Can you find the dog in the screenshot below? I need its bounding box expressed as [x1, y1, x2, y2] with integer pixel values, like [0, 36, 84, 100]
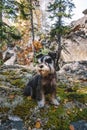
[23, 52, 59, 108]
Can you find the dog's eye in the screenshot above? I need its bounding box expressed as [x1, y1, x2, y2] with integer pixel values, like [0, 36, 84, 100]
[45, 58, 52, 63]
[39, 65, 44, 68]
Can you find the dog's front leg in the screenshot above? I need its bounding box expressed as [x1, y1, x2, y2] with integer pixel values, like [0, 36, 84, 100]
[37, 92, 45, 108]
[36, 77, 45, 108]
[51, 91, 59, 106]
[36, 86, 45, 108]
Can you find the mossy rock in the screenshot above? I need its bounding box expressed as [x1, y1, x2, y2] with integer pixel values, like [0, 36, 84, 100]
[0, 107, 10, 114]
[9, 78, 25, 88]
[0, 69, 87, 130]
[13, 98, 36, 119]
[67, 93, 87, 103]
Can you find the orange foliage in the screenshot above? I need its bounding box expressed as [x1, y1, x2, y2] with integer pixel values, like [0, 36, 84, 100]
[17, 48, 33, 65]
[33, 40, 42, 51]
[17, 40, 42, 65]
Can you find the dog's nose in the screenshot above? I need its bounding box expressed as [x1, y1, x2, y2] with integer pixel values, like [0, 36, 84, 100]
[39, 65, 43, 68]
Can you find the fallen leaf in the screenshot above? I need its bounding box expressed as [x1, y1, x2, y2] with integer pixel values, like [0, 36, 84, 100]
[27, 96, 32, 100]
[64, 99, 68, 104]
[9, 94, 15, 99]
[35, 121, 41, 129]
[69, 125, 75, 130]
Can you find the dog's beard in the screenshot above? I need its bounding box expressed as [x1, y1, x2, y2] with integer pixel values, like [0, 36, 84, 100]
[37, 63, 50, 76]
[37, 62, 55, 77]
[40, 70, 50, 77]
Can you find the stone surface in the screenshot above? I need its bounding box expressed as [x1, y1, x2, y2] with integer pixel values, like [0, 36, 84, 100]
[57, 61, 87, 86]
[61, 14, 87, 62]
[70, 120, 87, 130]
[0, 63, 87, 130]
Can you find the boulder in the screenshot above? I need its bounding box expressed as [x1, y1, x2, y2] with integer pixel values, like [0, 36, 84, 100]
[61, 13, 87, 62]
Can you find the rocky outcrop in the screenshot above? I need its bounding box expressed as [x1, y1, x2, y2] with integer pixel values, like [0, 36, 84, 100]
[57, 61, 87, 87]
[61, 10, 87, 62]
[0, 63, 87, 130]
[3, 44, 17, 66]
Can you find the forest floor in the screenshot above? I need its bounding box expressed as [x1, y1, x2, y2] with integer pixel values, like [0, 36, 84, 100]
[0, 63, 87, 130]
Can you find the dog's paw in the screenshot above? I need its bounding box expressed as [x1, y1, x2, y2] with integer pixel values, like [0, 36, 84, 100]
[51, 98, 60, 106]
[37, 100, 45, 108]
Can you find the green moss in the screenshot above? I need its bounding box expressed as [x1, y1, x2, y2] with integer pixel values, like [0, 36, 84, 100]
[57, 87, 67, 102]
[21, 84, 87, 130]
[57, 82, 67, 88]
[0, 72, 87, 130]
[68, 108, 87, 121]
[44, 106, 69, 129]
[0, 60, 3, 65]
[1, 70, 16, 76]
[77, 108, 87, 120]
[10, 79, 25, 88]
[67, 93, 87, 103]
[13, 98, 36, 119]
[0, 107, 10, 114]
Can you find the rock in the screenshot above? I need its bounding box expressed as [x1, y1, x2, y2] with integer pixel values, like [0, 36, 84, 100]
[57, 61, 87, 86]
[64, 101, 86, 109]
[61, 14, 87, 62]
[8, 115, 22, 121]
[0, 59, 87, 130]
[0, 119, 27, 130]
[83, 9, 87, 15]
[3, 46, 17, 65]
[70, 120, 87, 130]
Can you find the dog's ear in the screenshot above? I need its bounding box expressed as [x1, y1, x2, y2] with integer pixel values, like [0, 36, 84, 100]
[36, 53, 44, 59]
[48, 52, 56, 59]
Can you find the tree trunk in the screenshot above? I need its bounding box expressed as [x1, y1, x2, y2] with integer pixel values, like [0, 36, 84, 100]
[55, 0, 62, 71]
[0, 0, 2, 46]
[56, 23, 62, 70]
[30, 0, 34, 42]
[29, 0, 35, 54]
[56, 34, 62, 70]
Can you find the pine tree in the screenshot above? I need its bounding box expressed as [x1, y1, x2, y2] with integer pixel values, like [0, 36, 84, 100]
[0, 0, 40, 50]
[0, 0, 22, 47]
[47, 0, 75, 70]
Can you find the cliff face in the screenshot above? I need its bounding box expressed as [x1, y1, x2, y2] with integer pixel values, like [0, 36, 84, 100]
[61, 11, 87, 62]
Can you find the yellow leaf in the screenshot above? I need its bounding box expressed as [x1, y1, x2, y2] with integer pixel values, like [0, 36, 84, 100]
[67, 110, 71, 115]
[27, 96, 32, 100]
[35, 121, 41, 129]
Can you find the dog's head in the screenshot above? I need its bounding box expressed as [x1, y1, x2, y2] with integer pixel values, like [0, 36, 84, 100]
[37, 63, 55, 77]
[36, 52, 56, 77]
[36, 52, 56, 67]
